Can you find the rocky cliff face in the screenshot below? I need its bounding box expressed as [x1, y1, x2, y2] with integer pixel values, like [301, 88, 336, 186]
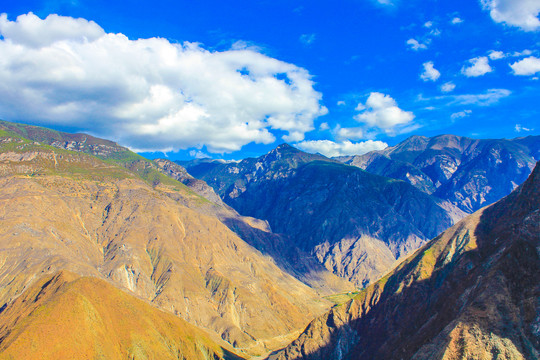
[182, 144, 464, 288]
[0, 125, 340, 356]
[338, 134, 539, 213]
[274, 161, 540, 360]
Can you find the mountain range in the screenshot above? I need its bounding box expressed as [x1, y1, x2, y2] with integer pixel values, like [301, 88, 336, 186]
[181, 135, 539, 289]
[0, 119, 538, 359]
[274, 159, 540, 359]
[337, 134, 539, 213]
[0, 120, 353, 357]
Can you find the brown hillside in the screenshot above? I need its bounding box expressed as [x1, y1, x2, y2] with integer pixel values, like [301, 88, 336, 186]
[0, 271, 244, 360]
[0, 133, 332, 355]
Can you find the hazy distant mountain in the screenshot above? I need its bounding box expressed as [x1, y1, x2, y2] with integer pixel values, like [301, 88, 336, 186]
[0, 120, 347, 356]
[337, 134, 540, 213]
[274, 160, 540, 360]
[182, 144, 465, 287]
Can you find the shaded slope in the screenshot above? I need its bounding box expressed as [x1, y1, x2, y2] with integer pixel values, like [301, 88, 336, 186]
[183, 144, 462, 287]
[0, 271, 244, 360]
[275, 161, 540, 360]
[338, 134, 539, 213]
[0, 130, 332, 355]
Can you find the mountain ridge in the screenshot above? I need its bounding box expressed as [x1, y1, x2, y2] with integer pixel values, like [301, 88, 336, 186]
[273, 160, 540, 360]
[337, 134, 540, 213]
[181, 144, 465, 287]
[0, 122, 346, 355]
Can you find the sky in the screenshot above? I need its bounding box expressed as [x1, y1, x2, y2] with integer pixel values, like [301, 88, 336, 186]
[0, 0, 539, 159]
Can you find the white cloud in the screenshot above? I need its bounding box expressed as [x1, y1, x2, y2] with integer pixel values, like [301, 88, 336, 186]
[406, 38, 427, 51]
[488, 50, 506, 60]
[452, 89, 511, 106]
[461, 56, 493, 77]
[441, 82, 456, 92]
[0, 12, 104, 48]
[429, 28, 441, 36]
[319, 122, 330, 131]
[299, 33, 316, 46]
[419, 89, 511, 107]
[354, 92, 415, 132]
[512, 49, 533, 57]
[420, 61, 441, 81]
[481, 0, 540, 31]
[295, 139, 388, 157]
[509, 56, 540, 75]
[336, 126, 364, 141]
[424, 21, 433, 28]
[337, 100, 346, 106]
[189, 150, 211, 159]
[0, 13, 327, 153]
[515, 124, 534, 132]
[450, 110, 472, 120]
[355, 103, 366, 111]
[451, 17, 464, 24]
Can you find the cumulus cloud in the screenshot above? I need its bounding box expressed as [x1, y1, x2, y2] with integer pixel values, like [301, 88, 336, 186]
[0, 13, 327, 153]
[461, 56, 493, 77]
[512, 49, 533, 57]
[354, 92, 415, 133]
[509, 56, 540, 75]
[319, 122, 330, 131]
[441, 82, 456, 92]
[295, 139, 388, 157]
[420, 61, 441, 81]
[488, 50, 506, 60]
[336, 126, 365, 141]
[481, 0, 540, 31]
[406, 38, 427, 51]
[424, 21, 433, 28]
[450, 110, 472, 120]
[451, 17, 464, 24]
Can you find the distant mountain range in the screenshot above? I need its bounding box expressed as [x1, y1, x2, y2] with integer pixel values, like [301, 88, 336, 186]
[180, 144, 465, 287]
[336, 134, 539, 213]
[181, 135, 539, 289]
[274, 160, 540, 360]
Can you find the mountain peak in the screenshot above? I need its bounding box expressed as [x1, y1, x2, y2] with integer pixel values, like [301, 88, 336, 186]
[275, 142, 293, 150]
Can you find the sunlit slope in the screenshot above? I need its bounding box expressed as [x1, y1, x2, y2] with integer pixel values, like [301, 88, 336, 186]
[0, 128, 330, 354]
[0, 271, 244, 360]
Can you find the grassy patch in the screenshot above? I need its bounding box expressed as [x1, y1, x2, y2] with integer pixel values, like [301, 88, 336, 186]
[324, 290, 361, 306]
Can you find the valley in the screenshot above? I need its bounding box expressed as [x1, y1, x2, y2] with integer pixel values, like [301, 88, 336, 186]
[0, 120, 538, 359]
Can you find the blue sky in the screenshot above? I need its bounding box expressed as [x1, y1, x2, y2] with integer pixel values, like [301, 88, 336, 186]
[0, 0, 538, 159]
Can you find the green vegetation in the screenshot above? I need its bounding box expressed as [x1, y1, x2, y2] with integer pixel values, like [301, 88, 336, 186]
[1, 120, 211, 204]
[324, 290, 361, 306]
